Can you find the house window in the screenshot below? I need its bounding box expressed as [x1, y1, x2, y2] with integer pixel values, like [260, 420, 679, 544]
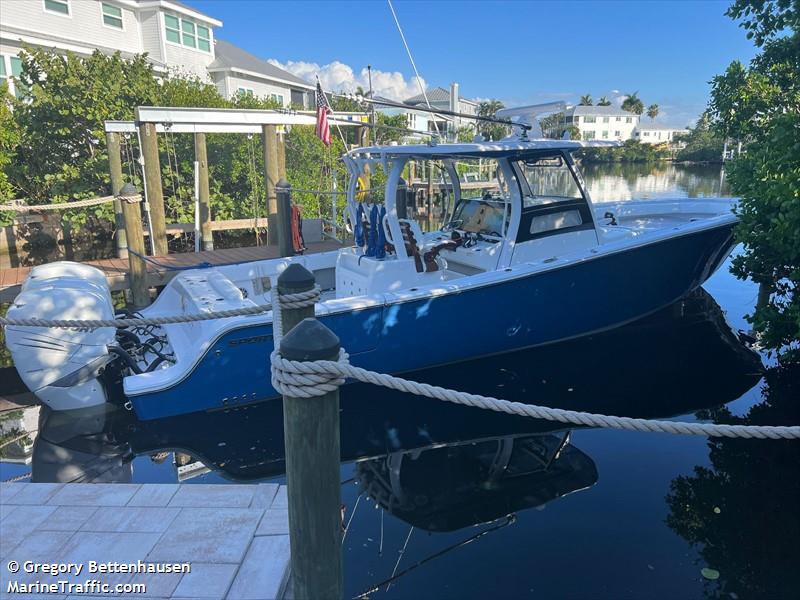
[616, 117, 621, 122]
[270, 94, 284, 105]
[582, 131, 595, 140]
[626, 117, 633, 123]
[583, 116, 596, 123]
[181, 20, 196, 47]
[44, 0, 69, 15]
[197, 25, 211, 52]
[165, 14, 180, 43]
[602, 117, 609, 123]
[164, 14, 211, 52]
[237, 87, 254, 96]
[614, 130, 621, 137]
[573, 116, 579, 124]
[102, 3, 123, 29]
[1, 56, 25, 99]
[602, 130, 609, 139]
[643, 131, 650, 136]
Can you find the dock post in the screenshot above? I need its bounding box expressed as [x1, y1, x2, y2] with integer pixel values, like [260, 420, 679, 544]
[138, 119, 168, 256]
[194, 133, 214, 251]
[277, 127, 287, 180]
[277, 266, 342, 600]
[118, 183, 150, 307]
[106, 132, 128, 259]
[276, 180, 294, 258]
[262, 125, 280, 245]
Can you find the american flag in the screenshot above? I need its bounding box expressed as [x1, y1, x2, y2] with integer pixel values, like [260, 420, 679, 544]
[315, 81, 331, 146]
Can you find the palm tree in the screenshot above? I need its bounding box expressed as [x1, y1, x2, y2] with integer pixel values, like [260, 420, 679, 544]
[647, 103, 660, 120]
[621, 92, 644, 115]
[579, 94, 593, 106]
[597, 96, 612, 106]
[477, 99, 508, 141]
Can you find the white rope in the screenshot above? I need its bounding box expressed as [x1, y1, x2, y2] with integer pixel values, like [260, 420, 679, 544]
[0, 196, 116, 213]
[270, 355, 800, 439]
[1, 305, 272, 329]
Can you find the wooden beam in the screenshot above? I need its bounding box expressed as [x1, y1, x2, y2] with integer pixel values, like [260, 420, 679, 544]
[105, 132, 128, 259]
[262, 125, 280, 245]
[138, 121, 168, 256]
[194, 133, 214, 251]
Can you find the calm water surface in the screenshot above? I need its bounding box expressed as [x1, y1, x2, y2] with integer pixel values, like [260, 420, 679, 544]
[2, 164, 798, 599]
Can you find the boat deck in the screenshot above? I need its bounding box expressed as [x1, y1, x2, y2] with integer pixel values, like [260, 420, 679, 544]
[0, 241, 345, 302]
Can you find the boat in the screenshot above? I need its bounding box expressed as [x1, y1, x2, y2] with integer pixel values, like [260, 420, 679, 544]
[5, 107, 740, 419]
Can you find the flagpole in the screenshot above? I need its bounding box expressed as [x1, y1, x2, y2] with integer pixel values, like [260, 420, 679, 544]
[317, 75, 349, 148]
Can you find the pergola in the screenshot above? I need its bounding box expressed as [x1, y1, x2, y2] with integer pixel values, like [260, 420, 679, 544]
[104, 106, 368, 305]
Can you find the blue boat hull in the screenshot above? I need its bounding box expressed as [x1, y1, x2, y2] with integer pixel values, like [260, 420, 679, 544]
[129, 224, 736, 420]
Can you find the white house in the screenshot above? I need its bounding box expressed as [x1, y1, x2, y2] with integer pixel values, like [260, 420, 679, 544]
[562, 105, 640, 141]
[634, 123, 690, 145]
[403, 83, 478, 137]
[0, 0, 313, 106]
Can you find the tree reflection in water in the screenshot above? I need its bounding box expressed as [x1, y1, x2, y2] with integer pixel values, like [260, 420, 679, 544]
[665, 363, 800, 599]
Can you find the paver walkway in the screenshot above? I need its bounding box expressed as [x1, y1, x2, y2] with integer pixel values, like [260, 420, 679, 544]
[0, 482, 290, 600]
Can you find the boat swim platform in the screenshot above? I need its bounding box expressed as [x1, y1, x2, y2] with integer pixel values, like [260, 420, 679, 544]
[0, 241, 344, 303]
[0, 481, 291, 599]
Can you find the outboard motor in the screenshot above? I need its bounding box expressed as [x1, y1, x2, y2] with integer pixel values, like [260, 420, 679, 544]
[5, 262, 117, 411]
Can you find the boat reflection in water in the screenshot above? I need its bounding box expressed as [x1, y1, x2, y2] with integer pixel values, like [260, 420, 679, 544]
[21, 286, 760, 492]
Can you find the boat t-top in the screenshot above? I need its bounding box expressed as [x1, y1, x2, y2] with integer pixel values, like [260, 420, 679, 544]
[6, 104, 739, 420]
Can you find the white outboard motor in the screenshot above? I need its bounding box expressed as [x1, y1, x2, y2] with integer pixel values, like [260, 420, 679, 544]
[5, 262, 116, 411]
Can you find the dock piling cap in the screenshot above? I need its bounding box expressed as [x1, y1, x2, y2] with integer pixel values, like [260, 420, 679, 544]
[278, 263, 315, 292]
[280, 318, 341, 362]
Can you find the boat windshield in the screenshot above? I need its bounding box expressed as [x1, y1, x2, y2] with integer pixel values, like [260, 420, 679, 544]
[515, 155, 584, 207]
[449, 159, 510, 237]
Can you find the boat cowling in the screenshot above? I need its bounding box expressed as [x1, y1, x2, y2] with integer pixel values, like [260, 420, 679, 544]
[5, 262, 116, 411]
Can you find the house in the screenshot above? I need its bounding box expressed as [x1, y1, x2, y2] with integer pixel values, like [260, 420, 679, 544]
[0, 0, 313, 106]
[634, 123, 690, 146]
[403, 83, 478, 136]
[562, 105, 640, 141]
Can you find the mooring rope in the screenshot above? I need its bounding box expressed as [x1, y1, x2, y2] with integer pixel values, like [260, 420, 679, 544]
[268, 286, 800, 440]
[0, 196, 116, 213]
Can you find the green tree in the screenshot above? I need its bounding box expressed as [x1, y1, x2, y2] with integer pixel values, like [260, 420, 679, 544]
[674, 111, 725, 162]
[597, 96, 612, 106]
[646, 103, 659, 120]
[11, 47, 160, 208]
[578, 94, 593, 106]
[476, 99, 509, 141]
[621, 92, 644, 115]
[710, 0, 800, 359]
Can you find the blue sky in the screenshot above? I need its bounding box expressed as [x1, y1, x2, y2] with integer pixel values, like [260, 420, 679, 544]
[186, 0, 757, 126]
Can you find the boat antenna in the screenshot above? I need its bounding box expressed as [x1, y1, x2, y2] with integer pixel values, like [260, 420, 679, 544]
[386, 0, 441, 137]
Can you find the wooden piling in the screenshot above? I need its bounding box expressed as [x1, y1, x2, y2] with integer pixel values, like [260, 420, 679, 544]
[194, 133, 214, 251]
[276, 180, 294, 258]
[276, 265, 342, 600]
[277, 128, 287, 180]
[106, 132, 129, 259]
[138, 121, 168, 256]
[117, 183, 150, 307]
[262, 125, 280, 245]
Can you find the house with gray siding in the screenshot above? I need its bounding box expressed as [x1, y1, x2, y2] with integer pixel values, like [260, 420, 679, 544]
[0, 0, 312, 106]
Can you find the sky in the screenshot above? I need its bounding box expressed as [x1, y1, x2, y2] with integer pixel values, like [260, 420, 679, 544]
[186, 0, 757, 127]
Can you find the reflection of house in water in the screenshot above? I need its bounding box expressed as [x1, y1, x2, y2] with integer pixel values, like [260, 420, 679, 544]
[582, 164, 729, 203]
[0, 404, 39, 466]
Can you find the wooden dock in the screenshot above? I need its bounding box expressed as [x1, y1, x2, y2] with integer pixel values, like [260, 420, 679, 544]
[0, 482, 291, 599]
[0, 241, 344, 303]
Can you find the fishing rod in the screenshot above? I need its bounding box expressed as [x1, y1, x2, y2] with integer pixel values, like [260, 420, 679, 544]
[330, 91, 531, 132]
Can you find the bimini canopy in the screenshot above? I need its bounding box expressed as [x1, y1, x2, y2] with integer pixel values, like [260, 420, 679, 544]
[347, 139, 620, 161]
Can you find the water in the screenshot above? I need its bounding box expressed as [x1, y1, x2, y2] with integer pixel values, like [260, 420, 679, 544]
[2, 163, 798, 599]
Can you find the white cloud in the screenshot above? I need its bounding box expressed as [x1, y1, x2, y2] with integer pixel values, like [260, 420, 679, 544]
[268, 59, 425, 101]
